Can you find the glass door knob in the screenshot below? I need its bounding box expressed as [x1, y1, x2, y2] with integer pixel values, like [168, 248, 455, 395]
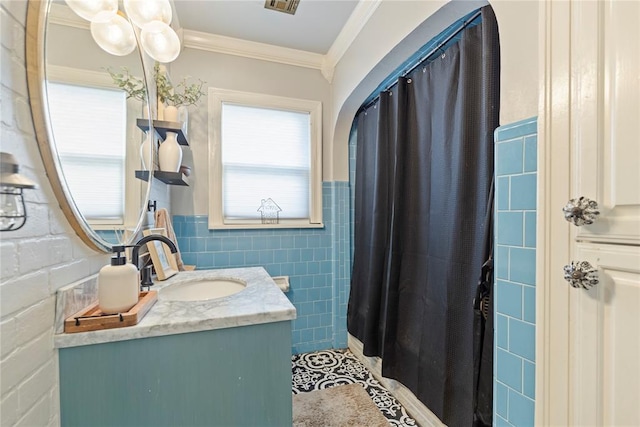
[563, 261, 599, 289]
[563, 197, 600, 226]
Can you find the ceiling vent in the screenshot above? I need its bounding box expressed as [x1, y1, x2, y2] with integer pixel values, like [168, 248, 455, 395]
[264, 0, 300, 15]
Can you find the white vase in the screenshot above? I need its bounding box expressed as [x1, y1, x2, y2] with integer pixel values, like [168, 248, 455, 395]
[140, 132, 154, 170]
[164, 105, 178, 122]
[159, 131, 182, 172]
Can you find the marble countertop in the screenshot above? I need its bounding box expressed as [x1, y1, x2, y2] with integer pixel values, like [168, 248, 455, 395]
[54, 267, 297, 349]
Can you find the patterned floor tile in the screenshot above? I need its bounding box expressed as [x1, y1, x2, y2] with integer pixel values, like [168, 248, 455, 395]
[292, 349, 418, 426]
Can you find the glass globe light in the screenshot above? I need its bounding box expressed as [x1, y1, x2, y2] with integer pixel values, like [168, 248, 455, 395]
[123, 0, 172, 28]
[0, 152, 36, 232]
[65, 0, 118, 23]
[0, 187, 25, 231]
[140, 21, 180, 63]
[90, 14, 137, 56]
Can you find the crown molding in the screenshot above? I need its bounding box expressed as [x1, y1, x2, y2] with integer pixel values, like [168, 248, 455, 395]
[50, 0, 378, 83]
[48, 3, 89, 30]
[182, 0, 377, 82]
[320, 58, 335, 83]
[323, 0, 382, 81]
[183, 30, 325, 70]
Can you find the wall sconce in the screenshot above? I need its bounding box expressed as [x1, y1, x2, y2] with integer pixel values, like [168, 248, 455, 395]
[65, 0, 181, 63]
[0, 153, 36, 232]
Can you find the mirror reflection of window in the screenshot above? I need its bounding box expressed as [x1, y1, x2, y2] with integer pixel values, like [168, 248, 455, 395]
[47, 82, 126, 225]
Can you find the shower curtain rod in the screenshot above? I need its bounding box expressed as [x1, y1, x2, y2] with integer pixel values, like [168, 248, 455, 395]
[400, 9, 482, 78]
[360, 8, 482, 112]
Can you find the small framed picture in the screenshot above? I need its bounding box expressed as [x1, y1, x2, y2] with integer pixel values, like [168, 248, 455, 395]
[142, 228, 178, 281]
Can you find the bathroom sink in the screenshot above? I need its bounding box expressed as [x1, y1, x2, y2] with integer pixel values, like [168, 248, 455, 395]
[160, 278, 247, 302]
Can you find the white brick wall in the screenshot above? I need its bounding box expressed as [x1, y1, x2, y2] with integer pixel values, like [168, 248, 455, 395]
[0, 2, 109, 425]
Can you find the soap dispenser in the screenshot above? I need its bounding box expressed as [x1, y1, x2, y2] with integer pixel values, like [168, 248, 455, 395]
[98, 246, 140, 314]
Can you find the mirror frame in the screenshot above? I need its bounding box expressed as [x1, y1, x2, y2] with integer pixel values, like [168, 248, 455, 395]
[25, 0, 154, 253]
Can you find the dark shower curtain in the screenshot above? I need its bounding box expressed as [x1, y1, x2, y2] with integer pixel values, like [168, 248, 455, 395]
[347, 6, 499, 427]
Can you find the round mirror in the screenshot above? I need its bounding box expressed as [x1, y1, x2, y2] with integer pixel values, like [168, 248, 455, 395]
[26, 0, 155, 252]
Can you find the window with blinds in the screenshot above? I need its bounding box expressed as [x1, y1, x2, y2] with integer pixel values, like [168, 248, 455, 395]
[47, 82, 126, 223]
[208, 89, 323, 229]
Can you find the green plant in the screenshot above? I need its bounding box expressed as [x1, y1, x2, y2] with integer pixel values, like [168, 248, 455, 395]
[166, 78, 206, 107]
[153, 63, 172, 104]
[106, 63, 206, 108]
[106, 67, 146, 102]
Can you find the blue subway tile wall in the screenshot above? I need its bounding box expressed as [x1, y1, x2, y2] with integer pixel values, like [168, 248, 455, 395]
[172, 182, 350, 354]
[331, 182, 351, 349]
[494, 117, 537, 427]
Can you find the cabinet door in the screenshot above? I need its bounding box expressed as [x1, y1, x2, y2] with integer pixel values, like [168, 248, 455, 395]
[572, 0, 640, 245]
[568, 243, 640, 426]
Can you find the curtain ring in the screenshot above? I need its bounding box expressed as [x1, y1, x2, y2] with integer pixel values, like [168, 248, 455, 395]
[407, 78, 412, 84]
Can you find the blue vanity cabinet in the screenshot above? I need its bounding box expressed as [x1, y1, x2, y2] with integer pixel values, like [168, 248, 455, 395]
[58, 321, 292, 426]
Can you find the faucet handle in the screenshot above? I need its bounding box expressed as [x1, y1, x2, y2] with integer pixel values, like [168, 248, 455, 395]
[140, 265, 154, 291]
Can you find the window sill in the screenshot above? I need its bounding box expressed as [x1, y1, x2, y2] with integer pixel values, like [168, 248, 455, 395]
[88, 222, 124, 230]
[207, 222, 325, 231]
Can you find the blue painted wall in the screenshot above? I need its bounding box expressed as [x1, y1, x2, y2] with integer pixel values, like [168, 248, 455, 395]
[494, 117, 537, 427]
[172, 182, 350, 354]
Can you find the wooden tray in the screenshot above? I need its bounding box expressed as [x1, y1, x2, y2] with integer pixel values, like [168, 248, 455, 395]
[64, 291, 157, 333]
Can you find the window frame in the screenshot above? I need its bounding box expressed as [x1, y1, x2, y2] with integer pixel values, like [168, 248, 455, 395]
[208, 88, 323, 230]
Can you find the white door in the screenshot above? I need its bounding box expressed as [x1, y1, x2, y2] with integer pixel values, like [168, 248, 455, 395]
[538, 0, 640, 425]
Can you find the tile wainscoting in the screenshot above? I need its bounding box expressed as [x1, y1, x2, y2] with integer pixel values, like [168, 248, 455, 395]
[172, 182, 350, 354]
[494, 117, 537, 427]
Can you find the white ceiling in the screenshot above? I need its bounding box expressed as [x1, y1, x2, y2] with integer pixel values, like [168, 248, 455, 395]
[173, 0, 360, 55]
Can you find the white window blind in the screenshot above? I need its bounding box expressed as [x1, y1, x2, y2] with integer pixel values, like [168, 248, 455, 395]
[221, 103, 310, 220]
[47, 82, 126, 221]
[209, 88, 322, 229]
